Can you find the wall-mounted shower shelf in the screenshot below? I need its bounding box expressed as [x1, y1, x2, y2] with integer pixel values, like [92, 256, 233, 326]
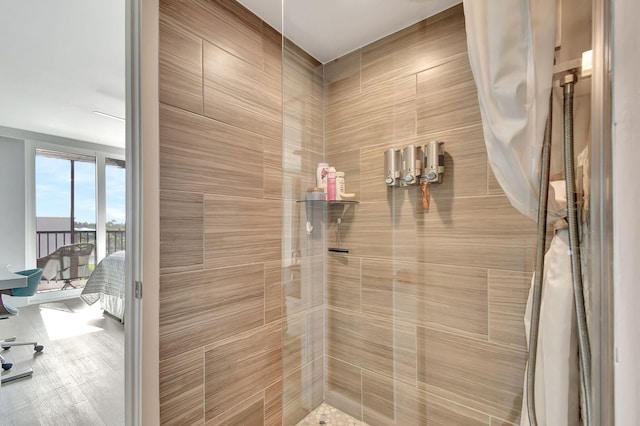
[298, 199, 359, 223]
[297, 199, 359, 216]
[296, 200, 359, 205]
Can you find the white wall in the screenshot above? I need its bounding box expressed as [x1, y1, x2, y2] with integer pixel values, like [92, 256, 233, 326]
[612, 0, 640, 423]
[0, 136, 26, 271]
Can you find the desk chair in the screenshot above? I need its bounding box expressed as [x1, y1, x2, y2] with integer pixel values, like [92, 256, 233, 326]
[0, 268, 45, 383]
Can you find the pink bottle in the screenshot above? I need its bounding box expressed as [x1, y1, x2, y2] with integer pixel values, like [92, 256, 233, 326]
[327, 167, 337, 201]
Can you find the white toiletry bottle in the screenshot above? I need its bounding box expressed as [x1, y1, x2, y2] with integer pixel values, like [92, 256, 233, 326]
[327, 167, 337, 200]
[316, 162, 329, 193]
[335, 172, 345, 200]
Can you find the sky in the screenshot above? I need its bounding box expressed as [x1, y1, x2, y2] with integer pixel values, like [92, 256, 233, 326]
[36, 155, 125, 225]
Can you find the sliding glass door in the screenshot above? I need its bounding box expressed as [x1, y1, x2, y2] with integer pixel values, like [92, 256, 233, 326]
[35, 149, 97, 261]
[106, 158, 126, 254]
[34, 148, 126, 291]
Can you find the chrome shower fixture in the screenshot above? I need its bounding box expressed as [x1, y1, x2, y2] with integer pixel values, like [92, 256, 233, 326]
[421, 141, 445, 184]
[400, 144, 421, 186]
[384, 148, 401, 187]
[384, 142, 445, 187]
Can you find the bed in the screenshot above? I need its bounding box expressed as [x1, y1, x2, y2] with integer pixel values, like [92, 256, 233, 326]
[81, 251, 126, 322]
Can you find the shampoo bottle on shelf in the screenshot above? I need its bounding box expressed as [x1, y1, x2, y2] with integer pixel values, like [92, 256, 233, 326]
[327, 167, 337, 200]
[316, 162, 329, 193]
[335, 172, 345, 200]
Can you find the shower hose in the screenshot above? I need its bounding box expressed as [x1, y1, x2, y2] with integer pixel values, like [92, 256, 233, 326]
[526, 72, 592, 426]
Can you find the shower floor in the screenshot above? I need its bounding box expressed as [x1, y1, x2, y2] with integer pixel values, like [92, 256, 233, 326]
[295, 403, 369, 426]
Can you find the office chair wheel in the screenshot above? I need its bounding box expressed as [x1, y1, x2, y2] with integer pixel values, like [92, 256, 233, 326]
[2, 362, 12, 370]
[34, 345, 44, 352]
[2, 346, 10, 351]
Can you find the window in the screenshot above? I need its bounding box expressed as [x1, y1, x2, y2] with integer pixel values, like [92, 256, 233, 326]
[106, 158, 126, 254]
[33, 148, 126, 291]
[35, 149, 96, 262]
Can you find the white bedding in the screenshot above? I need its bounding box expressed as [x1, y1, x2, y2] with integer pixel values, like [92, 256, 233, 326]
[81, 251, 126, 321]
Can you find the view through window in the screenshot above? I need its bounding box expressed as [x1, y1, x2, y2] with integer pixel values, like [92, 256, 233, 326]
[35, 149, 125, 292]
[106, 157, 126, 255]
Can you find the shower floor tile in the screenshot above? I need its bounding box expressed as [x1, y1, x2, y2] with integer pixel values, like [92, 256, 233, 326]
[295, 402, 369, 426]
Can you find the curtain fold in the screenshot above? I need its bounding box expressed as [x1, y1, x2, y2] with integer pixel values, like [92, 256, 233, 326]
[521, 229, 580, 425]
[463, 0, 561, 222]
[462, 1, 582, 425]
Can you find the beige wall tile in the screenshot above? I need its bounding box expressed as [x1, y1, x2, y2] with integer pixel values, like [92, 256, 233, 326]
[360, 21, 426, 89]
[491, 417, 519, 426]
[327, 255, 361, 310]
[207, 392, 264, 426]
[283, 309, 323, 376]
[263, 22, 282, 78]
[326, 76, 416, 154]
[264, 136, 283, 200]
[265, 381, 283, 426]
[159, 264, 264, 360]
[282, 358, 324, 426]
[204, 321, 281, 420]
[325, 356, 362, 420]
[203, 195, 281, 269]
[417, 327, 526, 422]
[264, 261, 282, 323]
[361, 259, 488, 338]
[284, 43, 323, 149]
[426, 392, 491, 426]
[427, 244, 535, 274]
[159, 104, 264, 198]
[362, 373, 493, 425]
[326, 308, 416, 386]
[159, 2, 285, 426]
[203, 41, 281, 140]
[325, 50, 362, 105]
[362, 370, 427, 425]
[361, 4, 466, 89]
[416, 195, 537, 271]
[283, 112, 323, 155]
[160, 190, 204, 275]
[416, 53, 481, 134]
[326, 308, 360, 366]
[160, 0, 263, 67]
[160, 347, 205, 426]
[488, 269, 531, 349]
[159, 14, 203, 115]
[283, 255, 324, 317]
[327, 200, 417, 261]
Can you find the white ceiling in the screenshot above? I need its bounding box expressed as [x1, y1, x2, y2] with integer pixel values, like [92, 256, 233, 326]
[0, 0, 125, 148]
[0, 0, 459, 149]
[238, 0, 461, 64]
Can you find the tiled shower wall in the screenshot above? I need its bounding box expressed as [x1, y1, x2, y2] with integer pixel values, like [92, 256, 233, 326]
[158, 0, 284, 424]
[323, 5, 538, 425]
[157, 1, 541, 425]
[281, 41, 326, 425]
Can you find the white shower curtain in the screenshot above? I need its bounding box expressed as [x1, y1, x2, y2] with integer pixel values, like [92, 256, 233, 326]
[463, 0, 560, 222]
[462, 1, 581, 425]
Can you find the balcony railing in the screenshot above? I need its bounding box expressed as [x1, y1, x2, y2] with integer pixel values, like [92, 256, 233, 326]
[36, 230, 126, 259]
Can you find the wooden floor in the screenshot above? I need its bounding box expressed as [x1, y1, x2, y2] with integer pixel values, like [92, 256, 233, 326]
[0, 297, 124, 425]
